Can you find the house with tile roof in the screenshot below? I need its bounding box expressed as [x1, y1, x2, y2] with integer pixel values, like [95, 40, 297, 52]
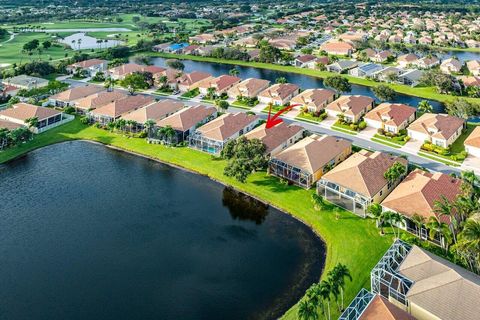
[318, 150, 408, 216]
[48, 85, 104, 107]
[257, 83, 300, 106]
[189, 112, 260, 154]
[407, 113, 465, 148]
[73, 91, 128, 114]
[467, 60, 480, 76]
[0, 103, 70, 133]
[121, 99, 184, 128]
[88, 95, 155, 124]
[67, 59, 108, 77]
[325, 95, 375, 123]
[269, 134, 352, 189]
[290, 89, 336, 113]
[397, 54, 419, 68]
[198, 75, 241, 96]
[440, 58, 463, 74]
[320, 41, 355, 56]
[381, 169, 462, 241]
[151, 105, 217, 144]
[0, 119, 24, 131]
[227, 78, 271, 99]
[244, 122, 304, 156]
[364, 103, 416, 134]
[464, 126, 480, 158]
[107, 63, 145, 80]
[176, 71, 213, 92]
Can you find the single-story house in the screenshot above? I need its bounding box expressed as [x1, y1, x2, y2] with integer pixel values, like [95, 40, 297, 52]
[257, 83, 300, 106]
[397, 54, 419, 68]
[326, 60, 359, 73]
[371, 50, 394, 63]
[413, 57, 440, 69]
[294, 54, 319, 68]
[189, 33, 217, 44]
[325, 95, 375, 123]
[381, 169, 462, 240]
[398, 69, 424, 87]
[189, 112, 260, 154]
[318, 150, 408, 216]
[73, 91, 128, 114]
[407, 113, 465, 148]
[67, 59, 109, 77]
[244, 122, 304, 156]
[269, 38, 296, 51]
[269, 134, 352, 189]
[0, 103, 67, 133]
[121, 99, 184, 128]
[290, 89, 336, 113]
[108, 63, 145, 80]
[88, 95, 154, 124]
[152, 43, 171, 52]
[460, 76, 480, 87]
[0, 119, 24, 131]
[371, 66, 403, 82]
[467, 60, 480, 76]
[320, 41, 354, 56]
[1, 75, 48, 91]
[348, 63, 384, 78]
[464, 126, 480, 157]
[198, 75, 241, 96]
[364, 103, 416, 134]
[440, 58, 463, 74]
[227, 78, 271, 99]
[176, 71, 213, 92]
[48, 85, 104, 108]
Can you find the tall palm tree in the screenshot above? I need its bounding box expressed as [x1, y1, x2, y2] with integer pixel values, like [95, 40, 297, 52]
[104, 77, 117, 92]
[411, 213, 426, 238]
[25, 117, 39, 129]
[144, 119, 156, 137]
[328, 264, 352, 312]
[426, 216, 452, 252]
[417, 100, 433, 114]
[388, 211, 404, 239]
[367, 203, 385, 235]
[434, 196, 458, 244]
[317, 280, 332, 320]
[298, 299, 318, 320]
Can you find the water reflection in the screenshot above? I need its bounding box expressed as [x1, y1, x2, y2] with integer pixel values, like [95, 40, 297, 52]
[222, 187, 269, 225]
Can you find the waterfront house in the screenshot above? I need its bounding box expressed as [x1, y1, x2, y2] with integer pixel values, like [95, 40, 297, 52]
[153, 105, 217, 144]
[413, 57, 440, 69]
[227, 78, 271, 99]
[176, 71, 213, 92]
[320, 41, 354, 56]
[294, 54, 321, 68]
[73, 91, 128, 114]
[244, 122, 304, 156]
[67, 59, 108, 77]
[257, 83, 300, 106]
[348, 63, 384, 78]
[467, 60, 480, 76]
[440, 58, 463, 74]
[189, 112, 260, 154]
[121, 99, 184, 129]
[371, 50, 394, 63]
[326, 60, 359, 73]
[0, 119, 24, 130]
[407, 113, 465, 148]
[397, 54, 419, 68]
[88, 95, 154, 124]
[48, 85, 104, 108]
[460, 76, 480, 88]
[318, 150, 408, 216]
[364, 103, 416, 134]
[1, 75, 48, 91]
[464, 126, 480, 158]
[398, 69, 424, 87]
[269, 134, 352, 189]
[0, 103, 68, 133]
[290, 89, 336, 113]
[107, 63, 145, 80]
[381, 169, 462, 241]
[198, 75, 241, 96]
[189, 33, 217, 44]
[325, 95, 375, 123]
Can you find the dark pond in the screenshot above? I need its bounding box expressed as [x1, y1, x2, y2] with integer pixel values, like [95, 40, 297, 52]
[150, 57, 444, 113]
[0, 141, 325, 320]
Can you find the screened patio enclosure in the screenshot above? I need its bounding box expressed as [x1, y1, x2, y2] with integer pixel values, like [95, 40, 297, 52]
[339, 288, 375, 320]
[189, 132, 225, 155]
[317, 180, 369, 217]
[269, 158, 314, 189]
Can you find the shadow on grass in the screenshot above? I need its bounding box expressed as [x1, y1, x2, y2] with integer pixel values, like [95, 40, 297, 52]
[251, 175, 301, 193]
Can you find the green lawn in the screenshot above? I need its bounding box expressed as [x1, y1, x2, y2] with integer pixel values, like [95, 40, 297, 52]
[147, 52, 480, 105]
[372, 134, 407, 146]
[295, 112, 324, 124]
[0, 119, 393, 320]
[181, 88, 200, 98]
[331, 122, 361, 135]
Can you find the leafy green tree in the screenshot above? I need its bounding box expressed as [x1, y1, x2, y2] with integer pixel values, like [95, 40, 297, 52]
[367, 203, 386, 234]
[298, 299, 318, 320]
[327, 264, 352, 312]
[324, 76, 351, 93]
[23, 39, 39, 53]
[384, 161, 407, 182]
[222, 137, 267, 183]
[215, 99, 229, 111]
[372, 84, 396, 102]
[426, 216, 453, 252]
[42, 40, 51, 50]
[166, 59, 185, 71]
[120, 72, 149, 94]
[229, 68, 239, 76]
[275, 77, 287, 84]
[25, 117, 38, 129]
[417, 100, 433, 114]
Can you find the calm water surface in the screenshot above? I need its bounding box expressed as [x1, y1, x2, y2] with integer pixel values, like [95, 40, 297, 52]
[0, 141, 325, 320]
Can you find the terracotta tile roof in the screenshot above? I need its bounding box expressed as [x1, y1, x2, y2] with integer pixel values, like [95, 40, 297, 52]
[122, 99, 184, 123]
[296, 54, 317, 63]
[272, 135, 352, 174]
[326, 95, 374, 117]
[0, 103, 61, 122]
[364, 103, 416, 126]
[108, 63, 145, 77]
[244, 122, 304, 154]
[157, 105, 216, 131]
[465, 126, 480, 148]
[381, 169, 461, 223]
[407, 113, 464, 141]
[199, 75, 241, 92]
[322, 150, 408, 198]
[460, 76, 480, 87]
[142, 65, 166, 75]
[196, 112, 259, 142]
[0, 119, 24, 130]
[359, 295, 415, 320]
[228, 78, 271, 98]
[320, 41, 354, 53]
[398, 246, 480, 320]
[75, 91, 128, 110]
[69, 59, 107, 69]
[177, 71, 212, 86]
[467, 60, 480, 71]
[397, 53, 419, 63]
[258, 83, 300, 101]
[290, 89, 336, 110]
[90, 95, 154, 118]
[49, 85, 104, 102]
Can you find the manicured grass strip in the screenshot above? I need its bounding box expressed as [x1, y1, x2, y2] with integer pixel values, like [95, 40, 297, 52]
[0, 119, 393, 320]
[295, 112, 324, 124]
[331, 124, 358, 136]
[372, 134, 407, 146]
[417, 151, 461, 167]
[295, 116, 321, 124]
[200, 99, 215, 104]
[371, 137, 401, 149]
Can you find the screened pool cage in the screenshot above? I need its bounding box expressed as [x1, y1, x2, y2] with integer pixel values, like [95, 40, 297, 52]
[317, 180, 369, 217]
[269, 158, 313, 189]
[371, 240, 413, 306]
[339, 288, 375, 320]
[189, 133, 224, 155]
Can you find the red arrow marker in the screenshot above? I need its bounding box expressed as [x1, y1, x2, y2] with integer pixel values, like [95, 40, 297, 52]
[265, 103, 301, 129]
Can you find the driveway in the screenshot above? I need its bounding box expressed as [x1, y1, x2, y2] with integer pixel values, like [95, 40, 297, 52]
[401, 139, 423, 153]
[463, 156, 480, 175]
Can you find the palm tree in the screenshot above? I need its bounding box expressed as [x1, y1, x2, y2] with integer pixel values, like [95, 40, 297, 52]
[329, 264, 352, 312]
[0, 128, 9, 150]
[298, 299, 318, 320]
[434, 196, 458, 244]
[417, 100, 433, 114]
[104, 77, 117, 92]
[317, 280, 332, 320]
[455, 216, 480, 273]
[144, 119, 156, 137]
[158, 75, 168, 89]
[229, 68, 240, 76]
[25, 117, 38, 129]
[426, 216, 453, 252]
[367, 203, 386, 235]
[411, 213, 426, 238]
[159, 125, 176, 144]
[388, 211, 404, 239]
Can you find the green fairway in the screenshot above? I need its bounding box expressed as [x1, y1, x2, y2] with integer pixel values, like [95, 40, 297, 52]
[0, 119, 393, 320]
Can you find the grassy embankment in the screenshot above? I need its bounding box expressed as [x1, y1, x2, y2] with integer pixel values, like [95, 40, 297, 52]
[0, 119, 393, 320]
[147, 52, 480, 105]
